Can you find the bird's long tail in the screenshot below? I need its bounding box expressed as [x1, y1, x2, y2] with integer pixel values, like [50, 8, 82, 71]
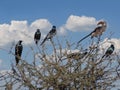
[77, 33, 91, 44]
[40, 37, 47, 46]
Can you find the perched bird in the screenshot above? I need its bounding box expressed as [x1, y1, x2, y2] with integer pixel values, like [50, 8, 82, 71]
[40, 26, 57, 45]
[67, 51, 87, 60]
[77, 21, 107, 44]
[15, 40, 23, 65]
[34, 29, 41, 45]
[102, 44, 115, 58]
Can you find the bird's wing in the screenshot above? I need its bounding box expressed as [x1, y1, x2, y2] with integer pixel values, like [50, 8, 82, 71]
[91, 26, 103, 38]
[34, 32, 41, 40]
[47, 29, 56, 39]
[41, 29, 56, 45]
[105, 47, 114, 54]
[17, 45, 23, 56]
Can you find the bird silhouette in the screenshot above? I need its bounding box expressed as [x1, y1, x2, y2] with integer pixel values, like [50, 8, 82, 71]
[67, 51, 88, 60]
[41, 26, 56, 45]
[34, 29, 41, 45]
[15, 40, 23, 65]
[102, 44, 115, 58]
[66, 49, 88, 60]
[77, 21, 107, 44]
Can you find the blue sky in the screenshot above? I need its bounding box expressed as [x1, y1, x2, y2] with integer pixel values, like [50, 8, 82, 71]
[0, 0, 119, 68]
[0, 0, 120, 89]
[0, 0, 119, 25]
[0, 0, 120, 38]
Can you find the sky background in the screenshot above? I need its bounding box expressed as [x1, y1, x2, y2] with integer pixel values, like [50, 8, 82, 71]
[0, 0, 120, 89]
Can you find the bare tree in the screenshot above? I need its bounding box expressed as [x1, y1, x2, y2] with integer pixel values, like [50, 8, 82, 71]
[0, 35, 120, 90]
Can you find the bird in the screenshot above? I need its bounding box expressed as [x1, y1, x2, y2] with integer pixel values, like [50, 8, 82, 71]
[67, 51, 87, 60]
[15, 40, 23, 65]
[102, 44, 115, 58]
[77, 21, 107, 44]
[34, 29, 41, 45]
[40, 25, 57, 45]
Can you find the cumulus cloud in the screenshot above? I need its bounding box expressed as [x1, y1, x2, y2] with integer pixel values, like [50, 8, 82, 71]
[57, 25, 67, 36]
[0, 15, 103, 46]
[30, 19, 52, 33]
[100, 38, 120, 52]
[64, 15, 97, 32]
[0, 19, 53, 46]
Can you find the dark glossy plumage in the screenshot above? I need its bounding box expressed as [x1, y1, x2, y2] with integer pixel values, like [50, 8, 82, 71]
[34, 29, 41, 45]
[41, 26, 56, 45]
[15, 40, 23, 65]
[102, 44, 114, 58]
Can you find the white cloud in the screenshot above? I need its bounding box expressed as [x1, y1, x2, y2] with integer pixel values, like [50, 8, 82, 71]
[0, 19, 53, 46]
[0, 15, 101, 47]
[30, 19, 51, 30]
[9, 20, 28, 31]
[57, 26, 67, 36]
[100, 38, 120, 52]
[64, 15, 97, 32]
